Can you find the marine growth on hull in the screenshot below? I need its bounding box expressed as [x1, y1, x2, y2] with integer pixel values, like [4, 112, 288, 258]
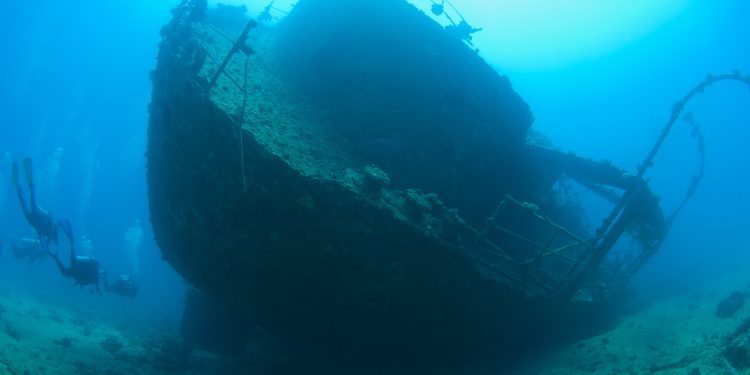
[146, 0, 725, 369]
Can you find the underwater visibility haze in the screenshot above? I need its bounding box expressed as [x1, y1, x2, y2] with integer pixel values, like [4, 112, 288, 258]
[0, 0, 749, 374]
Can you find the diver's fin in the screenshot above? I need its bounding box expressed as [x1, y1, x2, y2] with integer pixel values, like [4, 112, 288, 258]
[59, 219, 73, 243]
[11, 161, 20, 187]
[22, 158, 33, 186]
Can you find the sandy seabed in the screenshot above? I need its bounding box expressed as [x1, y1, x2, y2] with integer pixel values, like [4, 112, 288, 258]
[1, 266, 748, 375]
[0, 286, 233, 375]
[511, 267, 750, 375]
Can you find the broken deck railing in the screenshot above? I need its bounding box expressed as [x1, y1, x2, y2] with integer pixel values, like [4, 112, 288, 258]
[473, 178, 664, 302]
[476, 195, 597, 300]
[474, 72, 750, 303]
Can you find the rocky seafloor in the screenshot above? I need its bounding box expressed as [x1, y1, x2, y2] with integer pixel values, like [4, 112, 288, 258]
[2, 264, 749, 375]
[0, 285, 264, 375]
[510, 266, 750, 375]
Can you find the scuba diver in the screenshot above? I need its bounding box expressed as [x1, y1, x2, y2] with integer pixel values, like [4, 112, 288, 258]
[6, 236, 48, 264]
[11, 158, 59, 252]
[49, 220, 103, 294]
[103, 271, 139, 298]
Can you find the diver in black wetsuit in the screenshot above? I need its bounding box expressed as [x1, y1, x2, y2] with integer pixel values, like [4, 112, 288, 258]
[11, 158, 59, 253]
[49, 220, 103, 294]
[6, 237, 48, 265]
[7, 237, 41, 259]
[103, 271, 139, 298]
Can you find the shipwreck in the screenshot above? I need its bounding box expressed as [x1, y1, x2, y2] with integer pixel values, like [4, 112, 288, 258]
[145, 0, 742, 370]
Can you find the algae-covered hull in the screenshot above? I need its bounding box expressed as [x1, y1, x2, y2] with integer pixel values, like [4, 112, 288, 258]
[147, 0, 666, 368]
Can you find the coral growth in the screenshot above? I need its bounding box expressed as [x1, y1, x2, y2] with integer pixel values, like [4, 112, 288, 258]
[148, 337, 194, 372]
[53, 336, 75, 348]
[100, 335, 124, 354]
[4, 321, 20, 341]
[716, 291, 746, 318]
[724, 316, 750, 370]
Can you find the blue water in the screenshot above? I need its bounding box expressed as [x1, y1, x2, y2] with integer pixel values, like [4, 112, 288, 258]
[0, 1, 182, 322]
[0, 0, 749, 372]
[499, 2, 750, 293]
